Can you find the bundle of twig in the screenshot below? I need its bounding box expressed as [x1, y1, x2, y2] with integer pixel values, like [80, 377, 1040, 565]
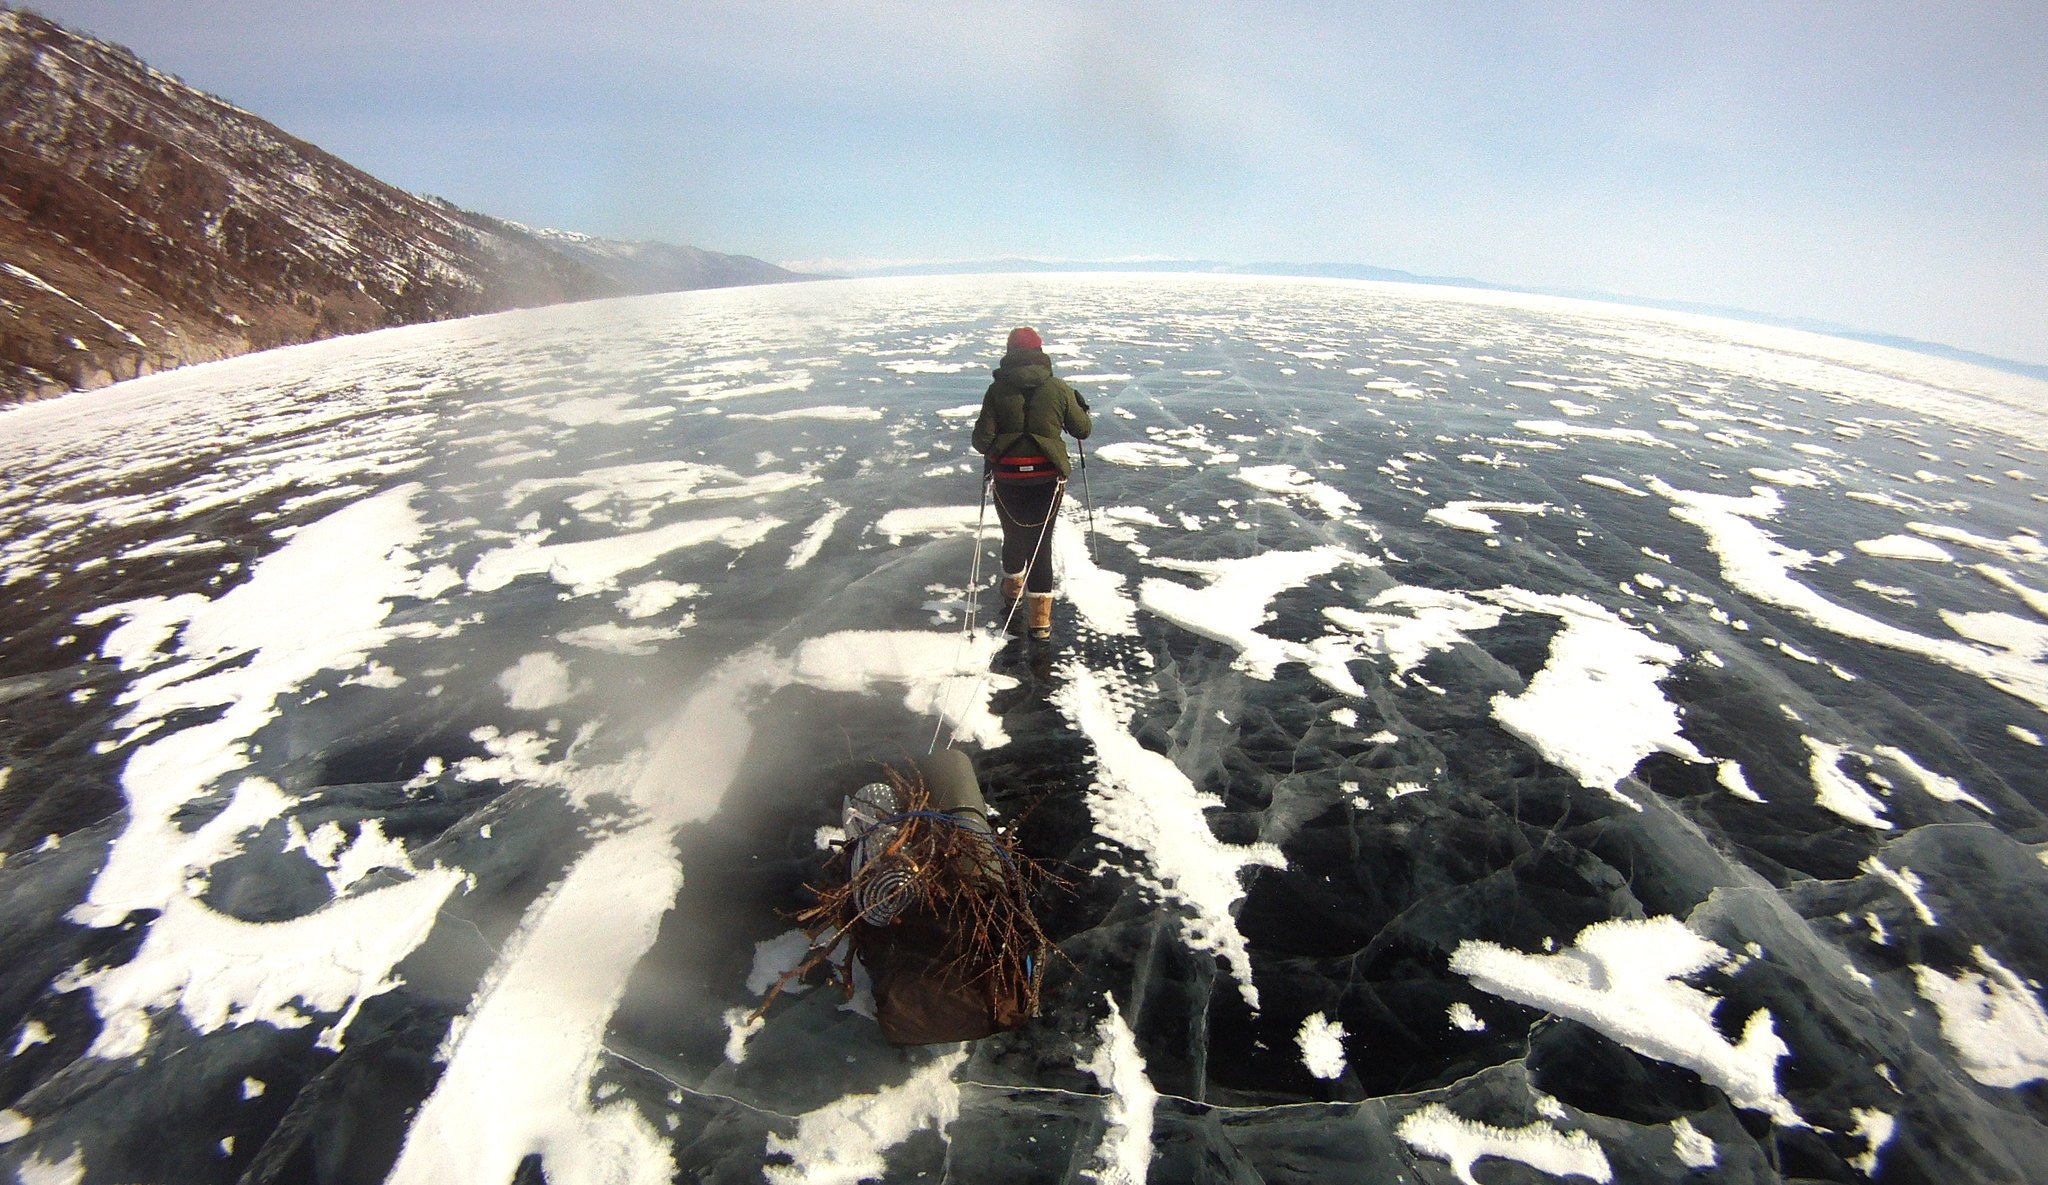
[754, 766, 1059, 1020]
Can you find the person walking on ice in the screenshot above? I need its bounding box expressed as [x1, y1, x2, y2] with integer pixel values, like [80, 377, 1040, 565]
[972, 326, 1091, 639]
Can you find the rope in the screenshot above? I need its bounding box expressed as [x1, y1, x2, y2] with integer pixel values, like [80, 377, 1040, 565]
[931, 477, 993, 754]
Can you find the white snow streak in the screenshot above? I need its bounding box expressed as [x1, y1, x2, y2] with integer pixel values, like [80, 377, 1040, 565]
[1079, 995, 1158, 1185]
[1054, 664, 1285, 1009]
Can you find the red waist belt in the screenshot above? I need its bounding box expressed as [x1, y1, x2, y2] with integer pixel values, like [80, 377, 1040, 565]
[993, 454, 1055, 480]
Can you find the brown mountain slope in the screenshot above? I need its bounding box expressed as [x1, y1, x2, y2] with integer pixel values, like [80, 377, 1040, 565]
[0, 9, 805, 403]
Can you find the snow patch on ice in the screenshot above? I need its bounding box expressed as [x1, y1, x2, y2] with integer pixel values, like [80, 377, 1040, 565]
[10, 1019, 51, 1055]
[1670, 1117, 1716, 1168]
[1848, 1107, 1895, 1176]
[291, 817, 420, 894]
[77, 487, 444, 927]
[1856, 535, 1954, 562]
[1396, 1102, 1612, 1185]
[1804, 738, 1890, 830]
[499, 652, 574, 710]
[1717, 760, 1763, 802]
[1057, 516, 1138, 636]
[1907, 522, 2048, 564]
[1296, 1012, 1348, 1079]
[874, 505, 980, 543]
[787, 503, 847, 569]
[1863, 857, 1938, 925]
[1096, 442, 1194, 468]
[727, 406, 882, 422]
[467, 516, 783, 595]
[1515, 419, 1670, 448]
[1451, 917, 1794, 1121]
[764, 1050, 968, 1185]
[82, 869, 464, 1058]
[1327, 584, 1705, 801]
[1976, 565, 2048, 620]
[11, 1147, 82, 1185]
[746, 929, 816, 998]
[1426, 500, 1550, 535]
[617, 581, 696, 619]
[1236, 464, 1359, 519]
[1748, 467, 1823, 488]
[1913, 947, 2048, 1088]
[1485, 588, 1705, 803]
[722, 1007, 766, 1065]
[387, 830, 680, 1185]
[1141, 547, 1372, 681]
[1325, 586, 1506, 684]
[1874, 745, 1990, 813]
[1652, 479, 2048, 713]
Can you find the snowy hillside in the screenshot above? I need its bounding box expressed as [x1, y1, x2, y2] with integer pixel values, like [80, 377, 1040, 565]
[0, 8, 806, 404]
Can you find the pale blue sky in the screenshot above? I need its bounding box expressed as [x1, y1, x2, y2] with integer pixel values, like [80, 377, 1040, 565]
[28, 1, 2048, 364]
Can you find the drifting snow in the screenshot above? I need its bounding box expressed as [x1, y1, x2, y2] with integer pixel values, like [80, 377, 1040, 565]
[788, 628, 1013, 749]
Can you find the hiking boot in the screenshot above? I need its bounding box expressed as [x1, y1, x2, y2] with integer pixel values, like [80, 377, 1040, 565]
[1026, 593, 1053, 639]
[1000, 571, 1025, 601]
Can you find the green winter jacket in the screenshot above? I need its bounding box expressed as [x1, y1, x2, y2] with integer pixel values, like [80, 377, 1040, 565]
[971, 350, 1092, 476]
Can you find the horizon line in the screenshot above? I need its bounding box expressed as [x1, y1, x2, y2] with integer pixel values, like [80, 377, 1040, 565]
[769, 255, 2048, 383]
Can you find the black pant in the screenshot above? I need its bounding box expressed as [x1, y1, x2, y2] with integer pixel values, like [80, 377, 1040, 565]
[993, 479, 1063, 594]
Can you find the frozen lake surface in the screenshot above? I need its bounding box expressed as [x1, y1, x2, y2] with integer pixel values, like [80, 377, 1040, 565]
[3, 273, 2048, 1183]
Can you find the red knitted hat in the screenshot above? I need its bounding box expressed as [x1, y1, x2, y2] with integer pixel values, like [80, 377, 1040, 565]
[1006, 326, 1043, 353]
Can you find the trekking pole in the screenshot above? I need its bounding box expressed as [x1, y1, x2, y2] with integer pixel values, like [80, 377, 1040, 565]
[1077, 437, 1098, 563]
[964, 474, 990, 640]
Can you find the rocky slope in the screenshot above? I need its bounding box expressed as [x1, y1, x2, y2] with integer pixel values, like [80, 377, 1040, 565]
[0, 8, 809, 403]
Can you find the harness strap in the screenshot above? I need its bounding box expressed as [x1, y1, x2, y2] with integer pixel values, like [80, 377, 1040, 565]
[992, 454, 1054, 480]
